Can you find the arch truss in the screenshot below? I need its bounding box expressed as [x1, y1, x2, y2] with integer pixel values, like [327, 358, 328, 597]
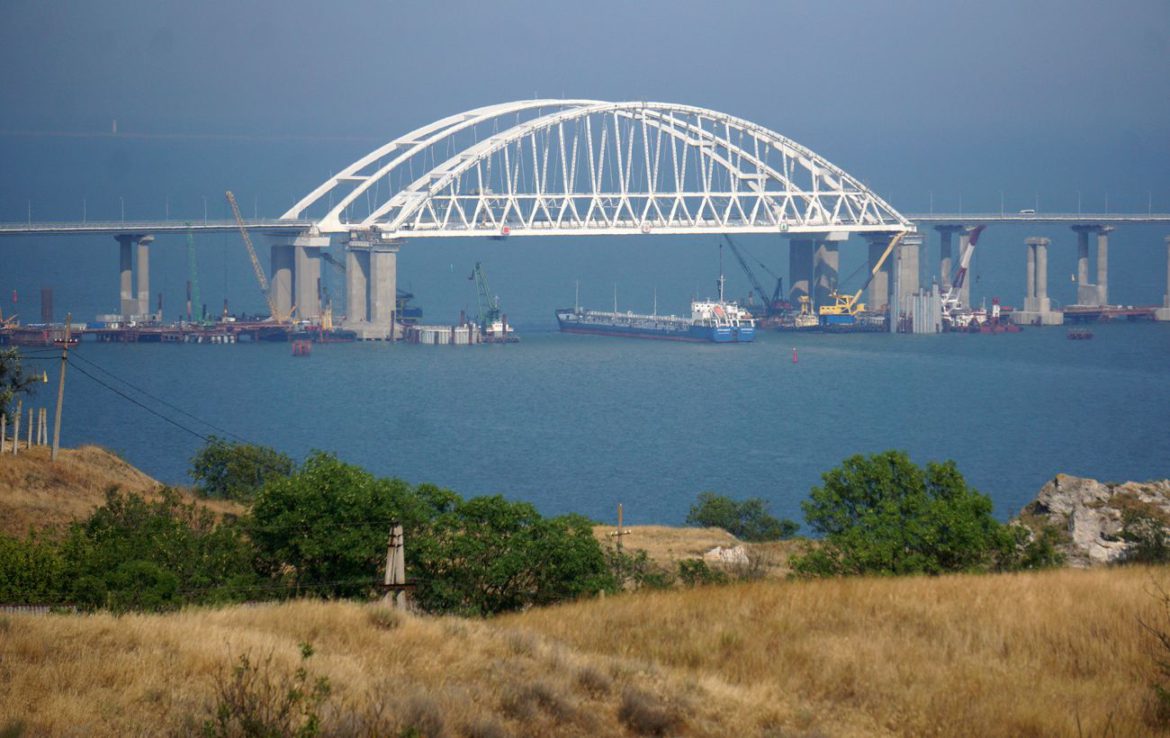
[284, 100, 911, 239]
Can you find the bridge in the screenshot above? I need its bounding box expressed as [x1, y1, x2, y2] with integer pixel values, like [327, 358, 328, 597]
[2, 100, 1169, 333]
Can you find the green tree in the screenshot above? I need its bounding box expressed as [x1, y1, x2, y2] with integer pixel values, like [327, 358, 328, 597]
[246, 453, 456, 598]
[792, 451, 1014, 577]
[686, 492, 799, 542]
[0, 347, 37, 422]
[411, 498, 612, 615]
[190, 436, 296, 501]
[0, 532, 65, 604]
[60, 488, 260, 611]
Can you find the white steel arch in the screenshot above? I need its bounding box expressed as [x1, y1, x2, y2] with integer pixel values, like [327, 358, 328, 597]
[285, 101, 911, 238]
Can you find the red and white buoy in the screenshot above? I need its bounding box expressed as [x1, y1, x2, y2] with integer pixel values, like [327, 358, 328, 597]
[792, 347, 798, 364]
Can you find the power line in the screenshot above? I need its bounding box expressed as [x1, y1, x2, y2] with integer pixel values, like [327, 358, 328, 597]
[68, 351, 249, 443]
[68, 361, 211, 442]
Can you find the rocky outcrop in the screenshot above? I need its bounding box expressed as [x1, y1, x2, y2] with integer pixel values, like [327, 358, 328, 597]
[1019, 474, 1170, 567]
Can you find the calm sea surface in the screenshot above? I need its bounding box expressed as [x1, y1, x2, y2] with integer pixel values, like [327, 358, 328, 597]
[33, 321, 1170, 527]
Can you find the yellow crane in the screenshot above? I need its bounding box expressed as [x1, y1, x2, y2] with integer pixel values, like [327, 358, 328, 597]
[818, 231, 908, 318]
[225, 191, 294, 322]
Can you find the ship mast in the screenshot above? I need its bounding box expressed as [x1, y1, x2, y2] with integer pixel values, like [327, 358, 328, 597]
[718, 243, 726, 302]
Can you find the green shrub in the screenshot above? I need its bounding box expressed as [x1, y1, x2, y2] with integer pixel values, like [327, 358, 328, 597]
[190, 436, 296, 501]
[685, 492, 798, 542]
[792, 451, 1016, 577]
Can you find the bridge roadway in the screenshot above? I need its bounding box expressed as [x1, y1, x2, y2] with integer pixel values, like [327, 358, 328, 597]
[1, 213, 1168, 238]
[0, 219, 312, 237]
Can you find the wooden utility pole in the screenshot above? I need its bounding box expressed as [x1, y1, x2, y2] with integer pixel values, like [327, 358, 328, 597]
[51, 314, 71, 462]
[383, 523, 408, 610]
[609, 503, 632, 551]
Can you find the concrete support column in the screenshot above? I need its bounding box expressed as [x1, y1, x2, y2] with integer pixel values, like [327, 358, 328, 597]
[1096, 226, 1111, 306]
[957, 228, 972, 309]
[136, 237, 152, 318]
[787, 239, 814, 304]
[1165, 235, 1170, 309]
[896, 233, 922, 308]
[1025, 240, 1036, 311]
[294, 245, 322, 320]
[813, 240, 839, 310]
[269, 245, 295, 320]
[1071, 225, 1097, 305]
[1035, 237, 1050, 312]
[935, 225, 962, 290]
[867, 237, 890, 312]
[117, 236, 135, 317]
[345, 247, 370, 323]
[369, 245, 399, 338]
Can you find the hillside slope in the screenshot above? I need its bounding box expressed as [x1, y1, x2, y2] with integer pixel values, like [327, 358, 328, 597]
[2, 567, 1162, 737]
[0, 445, 241, 536]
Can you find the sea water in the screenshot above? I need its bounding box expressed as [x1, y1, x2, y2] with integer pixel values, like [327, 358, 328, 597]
[35, 321, 1170, 527]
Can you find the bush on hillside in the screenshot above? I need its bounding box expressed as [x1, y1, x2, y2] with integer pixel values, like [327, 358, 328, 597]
[792, 451, 1022, 577]
[412, 500, 612, 615]
[0, 532, 65, 605]
[190, 436, 296, 501]
[59, 488, 261, 611]
[685, 492, 798, 542]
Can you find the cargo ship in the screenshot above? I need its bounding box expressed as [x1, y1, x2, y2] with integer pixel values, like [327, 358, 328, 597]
[556, 277, 755, 343]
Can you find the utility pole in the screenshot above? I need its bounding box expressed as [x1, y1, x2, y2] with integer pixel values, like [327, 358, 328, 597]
[609, 503, 632, 551]
[383, 523, 408, 610]
[51, 314, 71, 461]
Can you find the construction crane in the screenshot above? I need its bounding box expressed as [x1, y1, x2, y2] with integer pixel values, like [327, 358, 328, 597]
[469, 262, 501, 329]
[941, 225, 986, 329]
[225, 191, 291, 322]
[184, 225, 203, 323]
[722, 235, 785, 317]
[818, 231, 907, 320]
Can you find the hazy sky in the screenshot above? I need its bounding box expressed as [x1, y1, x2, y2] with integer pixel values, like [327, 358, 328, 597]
[3, 0, 1168, 208]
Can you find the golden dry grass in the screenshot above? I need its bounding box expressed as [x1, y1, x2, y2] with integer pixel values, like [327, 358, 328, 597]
[592, 524, 802, 578]
[2, 567, 1164, 737]
[0, 444, 242, 536]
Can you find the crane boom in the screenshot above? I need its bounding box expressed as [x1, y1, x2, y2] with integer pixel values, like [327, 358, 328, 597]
[469, 262, 500, 328]
[722, 235, 785, 316]
[818, 231, 907, 317]
[949, 225, 985, 293]
[225, 191, 284, 321]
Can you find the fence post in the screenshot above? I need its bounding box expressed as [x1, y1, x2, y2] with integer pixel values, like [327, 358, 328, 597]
[1, 413, 6, 453]
[13, 400, 20, 455]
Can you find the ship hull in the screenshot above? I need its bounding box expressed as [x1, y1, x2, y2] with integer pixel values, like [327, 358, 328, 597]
[556, 310, 754, 343]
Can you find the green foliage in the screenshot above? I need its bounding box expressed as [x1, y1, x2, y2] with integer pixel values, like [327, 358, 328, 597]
[247, 453, 443, 599]
[0, 347, 37, 422]
[604, 546, 674, 591]
[685, 492, 799, 542]
[0, 533, 65, 604]
[190, 436, 296, 501]
[1121, 507, 1170, 564]
[60, 488, 260, 611]
[411, 498, 611, 615]
[677, 559, 727, 587]
[792, 451, 1016, 577]
[203, 642, 331, 738]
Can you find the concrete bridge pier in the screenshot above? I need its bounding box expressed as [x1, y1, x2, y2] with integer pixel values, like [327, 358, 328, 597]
[867, 236, 891, 311]
[1014, 236, 1062, 325]
[342, 233, 399, 340]
[1157, 235, 1170, 321]
[934, 225, 963, 292]
[1096, 225, 1112, 305]
[812, 236, 842, 310]
[896, 233, 922, 308]
[114, 234, 153, 321]
[268, 233, 329, 320]
[957, 228, 973, 309]
[787, 239, 814, 305]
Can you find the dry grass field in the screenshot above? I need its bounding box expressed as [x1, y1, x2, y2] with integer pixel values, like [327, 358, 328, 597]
[2, 566, 1164, 737]
[0, 444, 241, 536]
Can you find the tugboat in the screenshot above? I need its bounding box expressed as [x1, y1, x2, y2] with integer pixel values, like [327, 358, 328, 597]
[1066, 327, 1094, 340]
